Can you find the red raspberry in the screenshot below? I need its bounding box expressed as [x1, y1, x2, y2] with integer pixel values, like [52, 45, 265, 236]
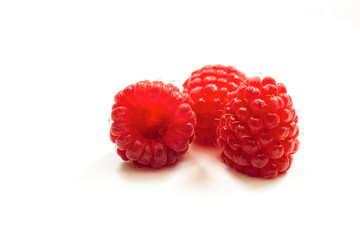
[183, 65, 247, 144]
[110, 80, 196, 168]
[217, 76, 299, 178]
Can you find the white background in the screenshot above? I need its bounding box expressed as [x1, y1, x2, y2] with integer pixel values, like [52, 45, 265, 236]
[1, 0, 360, 239]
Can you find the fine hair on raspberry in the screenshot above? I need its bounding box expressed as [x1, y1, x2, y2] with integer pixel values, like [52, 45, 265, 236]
[217, 76, 300, 178]
[183, 64, 247, 145]
[110, 80, 196, 168]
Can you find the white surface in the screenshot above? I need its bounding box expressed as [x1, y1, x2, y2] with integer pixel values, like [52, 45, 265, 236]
[1, 0, 360, 239]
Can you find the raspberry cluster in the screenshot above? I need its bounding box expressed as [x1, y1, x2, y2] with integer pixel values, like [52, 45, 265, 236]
[217, 76, 299, 178]
[183, 65, 246, 144]
[110, 65, 300, 178]
[110, 80, 196, 168]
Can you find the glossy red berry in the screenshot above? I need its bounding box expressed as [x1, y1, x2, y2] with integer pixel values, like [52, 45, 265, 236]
[183, 64, 247, 144]
[217, 76, 299, 178]
[110, 80, 196, 168]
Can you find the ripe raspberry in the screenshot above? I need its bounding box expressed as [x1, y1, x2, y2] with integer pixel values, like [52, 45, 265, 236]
[217, 76, 299, 178]
[110, 80, 196, 168]
[183, 65, 247, 144]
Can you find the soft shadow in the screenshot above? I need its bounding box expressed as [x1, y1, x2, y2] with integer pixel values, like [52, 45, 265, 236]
[180, 152, 211, 187]
[117, 160, 176, 182]
[178, 144, 221, 189]
[78, 149, 287, 190]
[226, 165, 287, 189]
[181, 166, 210, 188]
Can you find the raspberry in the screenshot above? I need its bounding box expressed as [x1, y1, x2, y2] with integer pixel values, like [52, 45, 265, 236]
[217, 76, 299, 178]
[183, 65, 247, 144]
[110, 80, 196, 168]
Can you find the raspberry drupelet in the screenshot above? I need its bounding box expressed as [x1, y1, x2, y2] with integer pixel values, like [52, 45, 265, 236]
[110, 80, 196, 168]
[217, 76, 299, 178]
[183, 65, 247, 145]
